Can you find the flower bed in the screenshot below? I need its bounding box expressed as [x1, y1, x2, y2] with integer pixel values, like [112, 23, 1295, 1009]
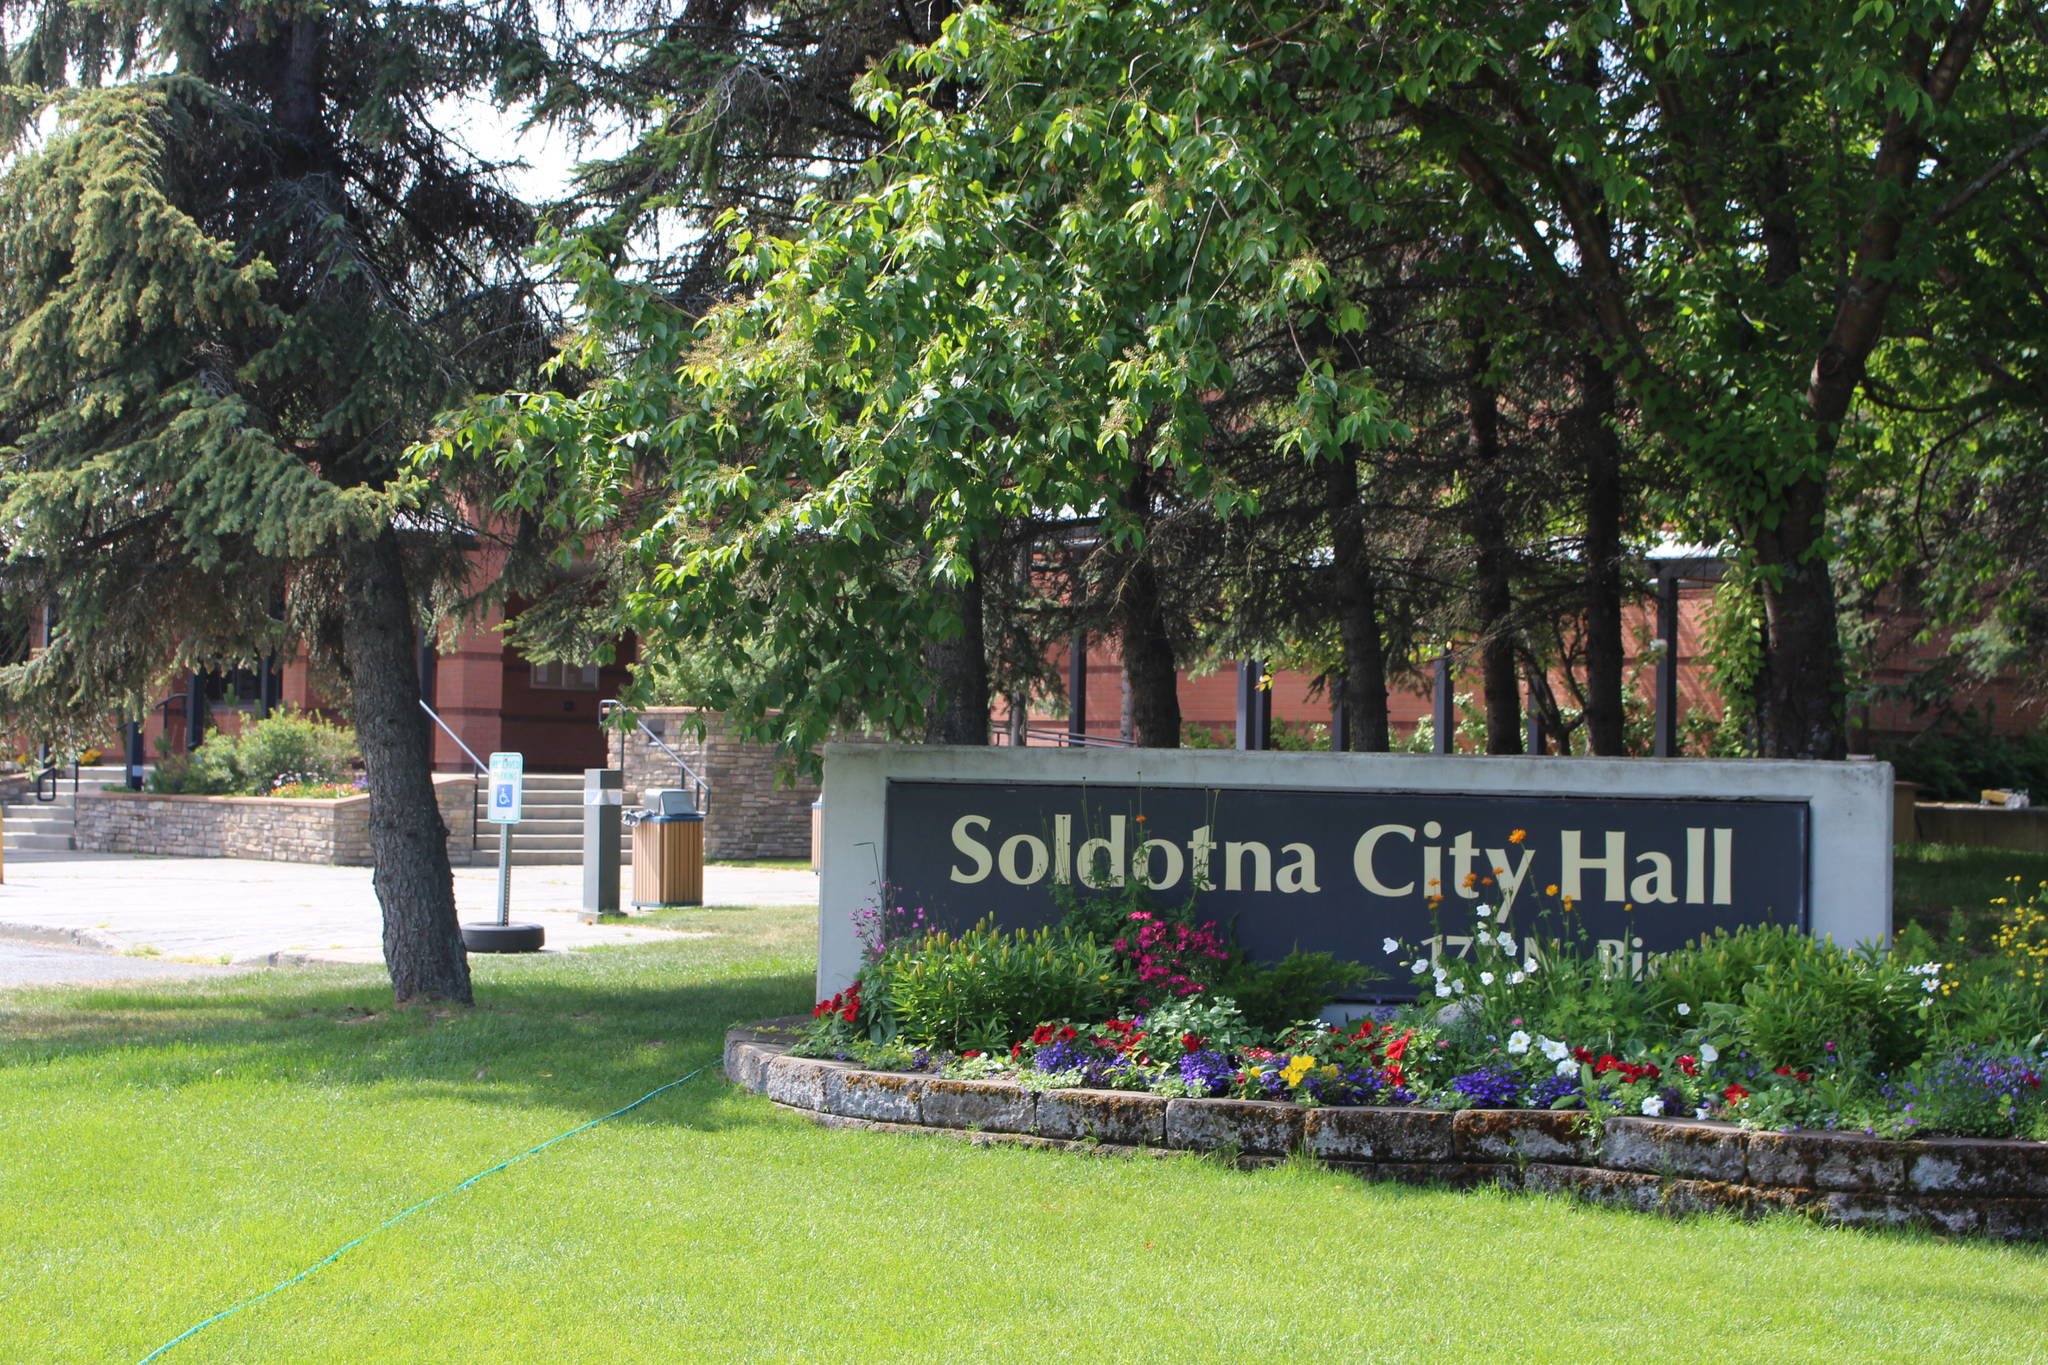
[725, 1021, 2048, 1240]
[769, 846, 2048, 1236]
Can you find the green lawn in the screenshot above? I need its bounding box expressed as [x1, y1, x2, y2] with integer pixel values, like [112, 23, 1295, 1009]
[1893, 841, 2048, 949]
[5, 908, 2047, 1363]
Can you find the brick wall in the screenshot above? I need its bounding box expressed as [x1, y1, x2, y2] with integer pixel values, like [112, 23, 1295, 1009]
[77, 775, 476, 865]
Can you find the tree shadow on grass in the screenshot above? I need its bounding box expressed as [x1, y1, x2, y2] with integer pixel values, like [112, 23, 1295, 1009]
[0, 941, 816, 1134]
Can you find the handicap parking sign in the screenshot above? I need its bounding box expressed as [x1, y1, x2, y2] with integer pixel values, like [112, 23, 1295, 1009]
[486, 752, 524, 824]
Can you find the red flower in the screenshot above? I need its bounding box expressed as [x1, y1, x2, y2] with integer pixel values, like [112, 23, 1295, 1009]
[962, 1050, 982, 1059]
[1010, 1042, 1023, 1058]
[1030, 1024, 1054, 1045]
[1384, 1029, 1414, 1063]
[1723, 1083, 1750, 1103]
[1182, 1032, 1202, 1052]
[1594, 1054, 1620, 1076]
[1057, 1026, 1078, 1042]
[1677, 1054, 1698, 1077]
[1384, 1062, 1406, 1088]
[1572, 1046, 1595, 1064]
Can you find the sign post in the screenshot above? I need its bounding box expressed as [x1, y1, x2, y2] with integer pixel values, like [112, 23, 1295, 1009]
[462, 752, 544, 953]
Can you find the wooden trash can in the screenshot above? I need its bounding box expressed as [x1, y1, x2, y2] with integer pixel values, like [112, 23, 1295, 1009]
[633, 811, 704, 907]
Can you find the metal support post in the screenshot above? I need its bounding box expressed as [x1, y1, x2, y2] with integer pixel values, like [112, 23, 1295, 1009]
[1066, 631, 1088, 745]
[1330, 696, 1348, 753]
[185, 671, 205, 752]
[496, 821, 512, 927]
[1236, 659, 1268, 750]
[1654, 575, 1681, 758]
[581, 767, 624, 923]
[1432, 655, 1453, 755]
[124, 721, 146, 790]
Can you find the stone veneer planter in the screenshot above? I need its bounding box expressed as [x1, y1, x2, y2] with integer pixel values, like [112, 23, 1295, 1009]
[725, 1021, 2048, 1241]
[76, 774, 476, 866]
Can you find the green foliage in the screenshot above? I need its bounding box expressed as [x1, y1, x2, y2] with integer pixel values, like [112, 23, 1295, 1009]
[872, 920, 1130, 1051]
[1138, 994, 1263, 1054]
[145, 709, 358, 797]
[1214, 952, 1370, 1035]
[434, 0, 1404, 771]
[146, 745, 241, 796]
[1880, 726, 2048, 804]
[228, 709, 358, 791]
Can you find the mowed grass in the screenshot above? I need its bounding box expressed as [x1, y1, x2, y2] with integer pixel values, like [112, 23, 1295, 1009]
[1893, 841, 2048, 949]
[5, 909, 2047, 1363]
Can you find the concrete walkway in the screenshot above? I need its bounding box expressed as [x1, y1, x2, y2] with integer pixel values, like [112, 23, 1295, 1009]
[0, 848, 817, 973]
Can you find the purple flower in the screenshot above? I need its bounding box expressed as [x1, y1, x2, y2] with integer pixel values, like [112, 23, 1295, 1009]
[1449, 1065, 1526, 1108]
[1178, 1050, 1235, 1097]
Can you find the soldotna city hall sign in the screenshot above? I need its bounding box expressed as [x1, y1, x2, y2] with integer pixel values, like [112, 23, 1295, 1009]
[818, 746, 1890, 1002]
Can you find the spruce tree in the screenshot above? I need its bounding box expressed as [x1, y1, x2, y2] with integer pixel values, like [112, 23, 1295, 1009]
[0, 3, 553, 1004]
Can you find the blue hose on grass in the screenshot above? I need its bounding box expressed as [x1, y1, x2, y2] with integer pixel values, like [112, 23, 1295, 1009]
[137, 1061, 714, 1363]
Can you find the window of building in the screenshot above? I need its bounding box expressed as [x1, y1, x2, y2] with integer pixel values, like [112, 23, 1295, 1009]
[531, 661, 601, 691]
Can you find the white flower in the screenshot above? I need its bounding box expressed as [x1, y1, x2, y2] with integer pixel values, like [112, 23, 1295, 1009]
[1641, 1095, 1665, 1117]
[1539, 1036, 1569, 1062]
[1432, 965, 1448, 982]
[1695, 1106, 1711, 1120]
[1452, 978, 1467, 994]
[1677, 1003, 1692, 1016]
[1699, 1043, 1719, 1065]
[1506, 1030, 1532, 1055]
[1524, 957, 1539, 974]
[1475, 905, 1492, 919]
[1496, 931, 1517, 952]
[1383, 937, 1400, 955]
[1435, 983, 1453, 998]
[1479, 971, 1495, 986]
[1508, 971, 1526, 985]
[1411, 959, 1429, 975]
[1556, 1057, 1577, 1076]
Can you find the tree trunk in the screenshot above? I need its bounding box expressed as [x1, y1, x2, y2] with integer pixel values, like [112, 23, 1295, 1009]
[1463, 325, 1522, 754]
[1115, 472, 1180, 748]
[1578, 350, 1627, 756]
[1323, 449, 1390, 751]
[1751, 471, 1845, 757]
[922, 554, 989, 745]
[339, 528, 471, 1006]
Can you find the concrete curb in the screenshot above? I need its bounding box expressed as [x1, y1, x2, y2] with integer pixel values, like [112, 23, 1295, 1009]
[0, 920, 129, 953]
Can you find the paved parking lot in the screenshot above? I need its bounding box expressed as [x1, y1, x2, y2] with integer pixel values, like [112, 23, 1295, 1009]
[0, 849, 816, 984]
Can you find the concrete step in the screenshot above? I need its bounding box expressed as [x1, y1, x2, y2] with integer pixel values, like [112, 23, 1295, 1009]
[472, 849, 635, 868]
[4, 831, 75, 850]
[4, 810, 77, 834]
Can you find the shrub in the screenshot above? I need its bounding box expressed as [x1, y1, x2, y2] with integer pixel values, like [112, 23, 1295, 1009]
[145, 709, 359, 797]
[873, 920, 1130, 1052]
[1216, 951, 1370, 1034]
[147, 745, 241, 796]
[231, 709, 357, 791]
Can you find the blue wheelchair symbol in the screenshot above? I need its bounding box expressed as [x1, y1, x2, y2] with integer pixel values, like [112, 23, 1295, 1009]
[494, 785, 514, 807]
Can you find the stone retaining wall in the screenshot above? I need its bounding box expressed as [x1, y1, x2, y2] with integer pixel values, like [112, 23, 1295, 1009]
[76, 775, 476, 866]
[611, 709, 883, 861]
[725, 1022, 2048, 1240]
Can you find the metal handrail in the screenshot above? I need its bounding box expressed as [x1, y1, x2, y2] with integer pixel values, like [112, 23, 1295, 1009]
[992, 725, 1137, 750]
[599, 700, 711, 813]
[419, 699, 488, 853]
[418, 699, 488, 775]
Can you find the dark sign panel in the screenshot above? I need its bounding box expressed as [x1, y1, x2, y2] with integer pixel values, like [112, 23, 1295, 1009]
[883, 780, 1809, 1000]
